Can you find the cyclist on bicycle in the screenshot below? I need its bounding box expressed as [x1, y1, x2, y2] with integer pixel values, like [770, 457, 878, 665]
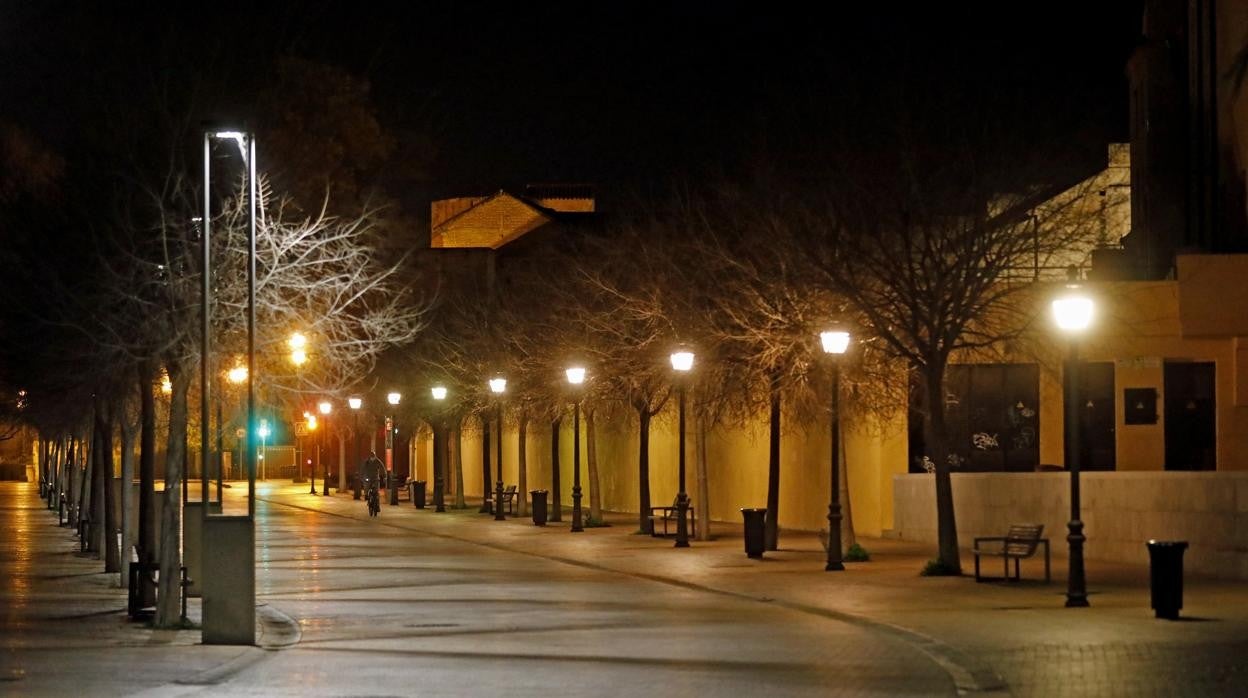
[359, 451, 386, 513]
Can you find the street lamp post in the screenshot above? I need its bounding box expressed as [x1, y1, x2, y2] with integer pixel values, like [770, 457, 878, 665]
[490, 377, 507, 521]
[348, 397, 362, 498]
[289, 331, 309, 487]
[258, 421, 269, 481]
[387, 391, 401, 505]
[305, 412, 318, 495]
[1052, 278, 1095, 608]
[669, 350, 694, 548]
[566, 367, 586, 533]
[431, 385, 448, 512]
[319, 401, 332, 496]
[820, 329, 851, 571]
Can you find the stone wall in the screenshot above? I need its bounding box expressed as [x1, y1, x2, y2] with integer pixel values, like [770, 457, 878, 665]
[892, 472, 1248, 580]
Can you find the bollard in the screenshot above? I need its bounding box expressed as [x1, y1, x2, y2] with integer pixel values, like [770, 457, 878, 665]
[530, 489, 549, 526]
[1146, 540, 1188, 620]
[353, 474, 361, 500]
[741, 508, 767, 559]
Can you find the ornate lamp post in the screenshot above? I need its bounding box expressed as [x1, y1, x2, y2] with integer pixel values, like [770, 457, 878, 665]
[820, 329, 850, 571]
[289, 332, 309, 487]
[386, 391, 401, 505]
[1052, 279, 1095, 608]
[566, 366, 586, 533]
[304, 412, 318, 495]
[431, 385, 448, 512]
[319, 401, 332, 495]
[669, 349, 694, 548]
[490, 377, 507, 520]
[348, 397, 362, 498]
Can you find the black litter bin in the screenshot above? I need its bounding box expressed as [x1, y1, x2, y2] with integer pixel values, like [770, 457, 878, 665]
[388, 474, 399, 506]
[530, 489, 549, 526]
[411, 480, 427, 508]
[741, 508, 768, 559]
[1146, 540, 1188, 620]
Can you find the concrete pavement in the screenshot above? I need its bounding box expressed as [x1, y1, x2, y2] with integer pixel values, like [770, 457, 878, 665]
[3, 480, 1246, 696]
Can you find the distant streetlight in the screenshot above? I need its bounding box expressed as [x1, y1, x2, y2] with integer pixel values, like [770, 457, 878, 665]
[160, 371, 172, 395]
[431, 385, 448, 512]
[288, 332, 308, 367]
[566, 366, 586, 532]
[1052, 278, 1095, 609]
[227, 365, 248, 385]
[820, 329, 851, 571]
[385, 391, 401, 504]
[490, 376, 507, 521]
[669, 350, 694, 548]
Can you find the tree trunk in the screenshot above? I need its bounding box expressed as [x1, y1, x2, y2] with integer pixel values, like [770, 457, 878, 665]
[549, 417, 562, 522]
[338, 432, 347, 490]
[765, 378, 781, 551]
[120, 401, 137, 588]
[517, 411, 528, 516]
[91, 408, 106, 556]
[637, 408, 652, 534]
[925, 364, 961, 573]
[695, 411, 710, 541]
[585, 407, 601, 523]
[839, 423, 856, 550]
[137, 360, 157, 605]
[452, 423, 466, 508]
[155, 364, 191, 628]
[100, 403, 121, 573]
[480, 416, 492, 512]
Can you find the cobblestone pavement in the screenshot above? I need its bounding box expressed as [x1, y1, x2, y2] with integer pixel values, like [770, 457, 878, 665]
[5, 480, 1247, 696]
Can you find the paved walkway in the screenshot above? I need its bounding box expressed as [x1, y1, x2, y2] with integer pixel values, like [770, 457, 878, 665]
[3, 480, 1246, 696]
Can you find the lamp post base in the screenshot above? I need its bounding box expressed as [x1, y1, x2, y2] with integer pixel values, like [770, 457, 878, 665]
[675, 493, 690, 548]
[571, 485, 583, 532]
[825, 504, 844, 571]
[1066, 518, 1090, 607]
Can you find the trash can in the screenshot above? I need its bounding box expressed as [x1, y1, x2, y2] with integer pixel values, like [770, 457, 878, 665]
[388, 473, 399, 506]
[530, 489, 549, 526]
[411, 480, 427, 509]
[1146, 540, 1188, 620]
[353, 474, 361, 500]
[741, 508, 768, 559]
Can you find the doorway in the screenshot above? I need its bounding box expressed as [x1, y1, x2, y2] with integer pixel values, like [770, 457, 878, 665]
[1163, 362, 1216, 471]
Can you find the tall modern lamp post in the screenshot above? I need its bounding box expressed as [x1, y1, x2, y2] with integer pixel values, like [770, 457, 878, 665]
[258, 420, 269, 481]
[319, 401, 332, 495]
[669, 349, 694, 548]
[490, 377, 508, 521]
[200, 127, 258, 645]
[1052, 279, 1095, 608]
[566, 366, 586, 532]
[820, 329, 850, 571]
[289, 332, 309, 488]
[386, 391, 401, 505]
[305, 412, 318, 495]
[348, 397, 362, 495]
[431, 386, 448, 512]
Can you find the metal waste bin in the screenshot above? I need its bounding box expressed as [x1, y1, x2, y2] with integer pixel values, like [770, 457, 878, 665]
[388, 473, 399, 506]
[530, 489, 549, 526]
[1146, 540, 1188, 619]
[411, 480, 427, 508]
[741, 508, 768, 559]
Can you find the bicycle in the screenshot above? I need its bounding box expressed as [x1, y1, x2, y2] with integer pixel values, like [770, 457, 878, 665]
[365, 478, 381, 517]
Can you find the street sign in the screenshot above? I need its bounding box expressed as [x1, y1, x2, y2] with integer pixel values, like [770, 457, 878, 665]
[296, 424, 308, 437]
[235, 428, 246, 439]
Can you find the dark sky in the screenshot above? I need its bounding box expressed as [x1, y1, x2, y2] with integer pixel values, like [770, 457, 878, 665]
[2, 1, 1144, 209]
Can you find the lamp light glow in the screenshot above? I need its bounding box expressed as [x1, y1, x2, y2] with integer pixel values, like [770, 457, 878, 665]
[565, 366, 586, 385]
[489, 377, 507, 394]
[669, 351, 694, 372]
[1052, 291, 1095, 333]
[257, 421, 270, 438]
[820, 330, 851, 355]
[387, 392, 401, 405]
[227, 365, 248, 384]
[348, 397, 362, 410]
[318, 401, 332, 415]
[431, 385, 447, 401]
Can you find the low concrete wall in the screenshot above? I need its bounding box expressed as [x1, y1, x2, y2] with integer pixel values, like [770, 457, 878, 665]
[892, 472, 1248, 580]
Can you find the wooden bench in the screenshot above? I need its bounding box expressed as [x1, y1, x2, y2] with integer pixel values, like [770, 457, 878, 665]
[499, 485, 519, 514]
[648, 497, 696, 538]
[973, 523, 1050, 583]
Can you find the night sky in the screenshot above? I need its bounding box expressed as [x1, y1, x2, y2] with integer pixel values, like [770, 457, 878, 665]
[2, 1, 1144, 218]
